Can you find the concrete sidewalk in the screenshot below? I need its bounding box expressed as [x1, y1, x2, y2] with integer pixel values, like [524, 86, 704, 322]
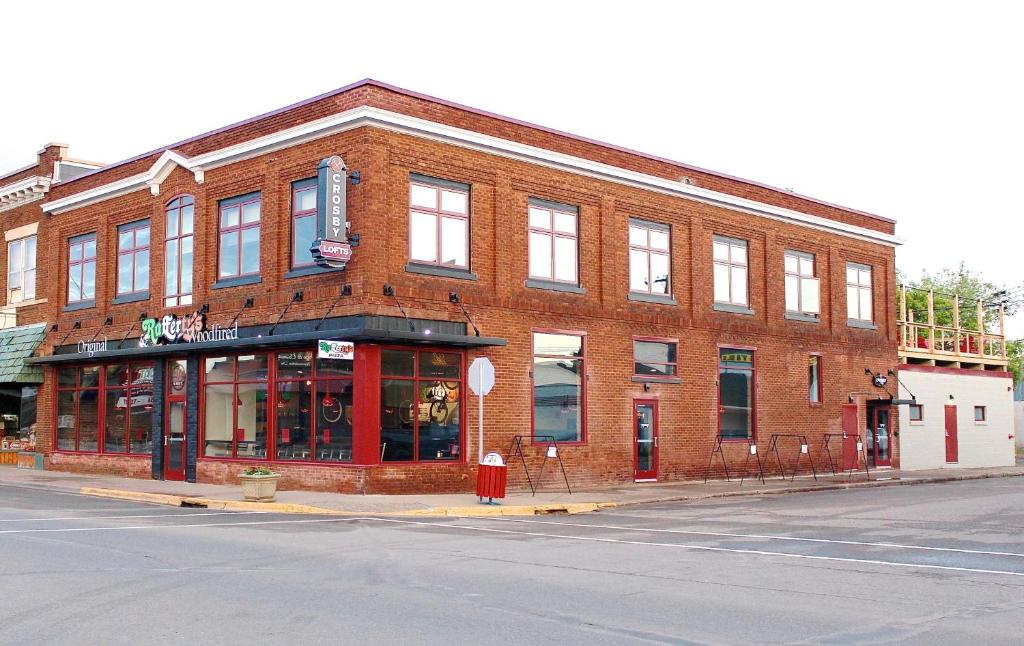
[2, 461, 1022, 516]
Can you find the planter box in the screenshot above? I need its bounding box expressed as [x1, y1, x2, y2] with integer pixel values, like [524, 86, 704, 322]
[239, 473, 281, 502]
[17, 452, 44, 470]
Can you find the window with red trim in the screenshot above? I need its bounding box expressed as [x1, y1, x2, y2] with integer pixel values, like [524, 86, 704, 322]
[808, 355, 822, 404]
[103, 363, 155, 454]
[533, 332, 585, 442]
[116, 220, 150, 296]
[67, 233, 96, 304]
[633, 339, 678, 378]
[408, 176, 470, 269]
[218, 192, 261, 279]
[719, 348, 754, 439]
[165, 196, 194, 306]
[203, 354, 269, 458]
[56, 367, 100, 452]
[291, 180, 317, 268]
[380, 349, 463, 462]
[275, 351, 353, 462]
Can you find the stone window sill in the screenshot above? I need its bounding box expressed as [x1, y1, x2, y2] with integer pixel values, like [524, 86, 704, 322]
[62, 300, 96, 312]
[112, 291, 149, 305]
[212, 275, 262, 290]
[785, 312, 821, 323]
[405, 262, 478, 281]
[525, 278, 586, 294]
[628, 292, 676, 306]
[713, 302, 754, 316]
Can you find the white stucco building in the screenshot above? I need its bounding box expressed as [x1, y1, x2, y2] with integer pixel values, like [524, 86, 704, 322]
[897, 287, 1014, 470]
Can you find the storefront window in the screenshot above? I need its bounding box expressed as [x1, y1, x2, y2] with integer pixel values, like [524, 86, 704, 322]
[380, 350, 462, 462]
[532, 332, 584, 442]
[56, 367, 99, 452]
[202, 351, 353, 463]
[103, 363, 155, 454]
[55, 364, 148, 453]
[719, 348, 755, 439]
[274, 352, 354, 462]
[203, 355, 269, 459]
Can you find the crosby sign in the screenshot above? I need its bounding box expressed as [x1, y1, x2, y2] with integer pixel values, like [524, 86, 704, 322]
[310, 155, 354, 269]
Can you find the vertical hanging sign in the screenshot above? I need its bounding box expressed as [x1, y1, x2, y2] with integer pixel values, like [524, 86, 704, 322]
[311, 155, 353, 268]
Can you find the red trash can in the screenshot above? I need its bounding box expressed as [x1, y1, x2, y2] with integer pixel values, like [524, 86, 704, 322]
[476, 453, 507, 503]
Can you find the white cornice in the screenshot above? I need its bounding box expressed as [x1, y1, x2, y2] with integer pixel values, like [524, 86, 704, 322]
[0, 175, 51, 213]
[40, 107, 900, 246]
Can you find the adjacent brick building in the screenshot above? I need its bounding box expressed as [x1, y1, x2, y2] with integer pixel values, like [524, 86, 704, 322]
[2, 79, 901, 493]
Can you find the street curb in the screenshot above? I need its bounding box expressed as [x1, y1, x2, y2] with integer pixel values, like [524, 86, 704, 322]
[606, 470, 1024, 509]
[75, 472, 1024, 517]
[77, 487, 615, 517]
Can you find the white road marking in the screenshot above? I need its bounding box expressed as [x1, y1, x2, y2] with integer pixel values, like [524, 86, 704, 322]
[490, 517, 1024, 559]
[0, 511, 267, 523]
[2, 515, 1023, 579]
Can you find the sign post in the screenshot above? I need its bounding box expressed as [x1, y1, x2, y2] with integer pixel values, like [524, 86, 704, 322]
[468, 357, 495, 463]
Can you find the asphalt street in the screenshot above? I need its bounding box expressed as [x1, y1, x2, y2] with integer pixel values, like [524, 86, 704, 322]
[3, 478, 1024, 645]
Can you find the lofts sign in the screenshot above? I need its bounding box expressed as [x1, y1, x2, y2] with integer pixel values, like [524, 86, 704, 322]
[310, 155, 353, 269]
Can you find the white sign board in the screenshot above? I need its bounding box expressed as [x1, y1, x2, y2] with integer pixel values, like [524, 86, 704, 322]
[468, 357, 495, 396]
[318, 340, 354, 360]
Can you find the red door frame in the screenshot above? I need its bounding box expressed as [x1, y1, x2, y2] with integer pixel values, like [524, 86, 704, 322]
[944, 404, 959, 463]
[867, 402, 892, 467]
[633, 399, 659, 480]
[164, 387, 187, 482]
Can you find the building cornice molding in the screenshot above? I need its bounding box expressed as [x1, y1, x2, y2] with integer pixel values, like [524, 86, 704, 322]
[40, 107, 901, 247]
[0, 175, 51, 213]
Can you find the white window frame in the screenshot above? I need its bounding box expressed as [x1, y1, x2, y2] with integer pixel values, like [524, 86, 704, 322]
[784, 250, 819, 317]
[528, 198, 579, 285]
[712, 235, 748, 307]
[7, 235, 37, 304]
[628, 219, 671, 296]
[846, 262, 873, 322]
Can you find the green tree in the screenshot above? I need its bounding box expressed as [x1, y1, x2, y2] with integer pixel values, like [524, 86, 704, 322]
[1008, 339, 1024, 385]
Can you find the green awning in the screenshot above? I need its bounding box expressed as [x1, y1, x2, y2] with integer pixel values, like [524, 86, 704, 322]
[0, 322, 46, 383]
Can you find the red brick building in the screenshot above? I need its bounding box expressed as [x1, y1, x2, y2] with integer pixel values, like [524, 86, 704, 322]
[3, 80, 901, 493]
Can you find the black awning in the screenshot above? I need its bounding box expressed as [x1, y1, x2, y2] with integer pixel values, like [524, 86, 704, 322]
[26, 315, 505, 366]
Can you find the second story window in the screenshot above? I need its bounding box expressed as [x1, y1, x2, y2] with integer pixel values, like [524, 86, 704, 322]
[528, 198, 578, 284]
[7, 235, 36, 304]
[409, 175, 470, 269]
[291, 179, 317, 269]
[218, 192, 261, 280]
[784, 250, 819, 317]
[629, 220, 670, 295]
[712, 236, 748, 307]
[165, 196, 194, 306]
[846, 262, 873, 323]
[116, 220, 150, 297]
[68, 233, 96, 304]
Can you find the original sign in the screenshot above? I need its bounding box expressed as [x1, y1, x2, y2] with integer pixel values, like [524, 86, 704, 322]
[311, 155, 352, 269]
[318, 340, 354, 360]
[78, 338, 108, 357]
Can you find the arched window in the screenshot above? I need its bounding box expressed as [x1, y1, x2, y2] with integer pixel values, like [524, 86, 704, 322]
[165, 196, 194, 306]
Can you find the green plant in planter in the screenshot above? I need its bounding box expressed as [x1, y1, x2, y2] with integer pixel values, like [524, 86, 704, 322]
[242, 465, 276, 476]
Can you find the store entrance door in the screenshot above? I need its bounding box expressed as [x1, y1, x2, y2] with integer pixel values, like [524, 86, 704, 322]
[634, 400, 658, 481]
[164, 360, 189, 481]
[944, 405, 959, 463]
[866, 403, 892, 468]
[164, 400, 186, 481]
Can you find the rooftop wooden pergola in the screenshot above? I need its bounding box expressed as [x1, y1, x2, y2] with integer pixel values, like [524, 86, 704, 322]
[898, 285, 1007, 369]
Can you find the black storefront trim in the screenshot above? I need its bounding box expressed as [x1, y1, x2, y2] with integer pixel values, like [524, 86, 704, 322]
[29, 315, 506, 365]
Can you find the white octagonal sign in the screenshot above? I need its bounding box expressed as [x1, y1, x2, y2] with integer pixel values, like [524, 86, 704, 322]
[468, 357, 495, 396]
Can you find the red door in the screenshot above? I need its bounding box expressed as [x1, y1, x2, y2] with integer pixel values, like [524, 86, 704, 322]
[634, 400, 658, 481]
[164, 399, 186, 481]
[944, 405, 959, 463]
[841, 404, 860, 470]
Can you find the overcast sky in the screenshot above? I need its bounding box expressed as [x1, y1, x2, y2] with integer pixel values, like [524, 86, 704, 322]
[3, 1, 1021, 336]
